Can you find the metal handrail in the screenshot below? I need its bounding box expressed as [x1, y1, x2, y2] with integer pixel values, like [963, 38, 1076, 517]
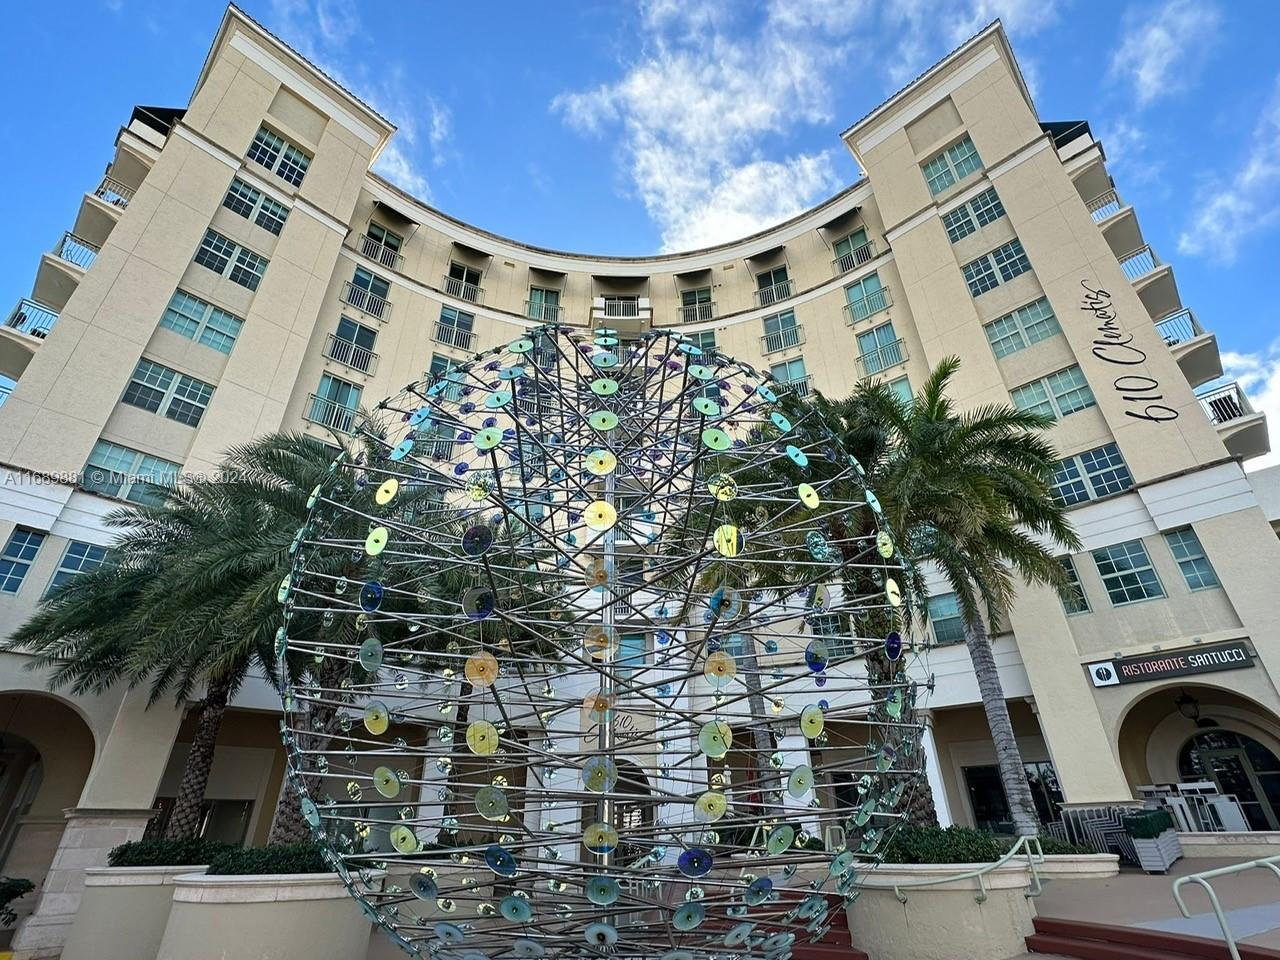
[5, 299, 58, 338]
[340, 280, 392, 320]
[891, 836, 1045, 904]
[1172, 855, 1280, 960]
[760, 324, 804, 354]
[323, 333, 378, 375]
[54, 232, 99, 270]
[358, 234, 403, 270]
[1086, 189, 1122, 221]
[434, 322, 475, 351]
[443, 274, 483, 303]
[856, 338, 908, 377]
[832, 239, 876, 275]
[1119, 244, 1160, 281]
[1198, 381, 1255, 424]
[755, 278, 794, 306]
[1155, 308, 1205, 346]
[94, 174, 136, 207]
[843, 287, 892, 323]
[678, 301, 715, 323]
[526, 301, 562, 323]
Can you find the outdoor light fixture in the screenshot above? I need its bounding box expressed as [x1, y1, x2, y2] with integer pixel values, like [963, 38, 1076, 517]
[1176, 689, 1200, 721]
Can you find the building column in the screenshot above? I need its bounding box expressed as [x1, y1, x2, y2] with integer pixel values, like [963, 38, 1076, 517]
[11, 688, 183, 959]
[921, 720, 954, 827]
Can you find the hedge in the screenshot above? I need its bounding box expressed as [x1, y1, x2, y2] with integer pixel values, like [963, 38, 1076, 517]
[206, 841, 331, 876]
[107, 837, 235, 868]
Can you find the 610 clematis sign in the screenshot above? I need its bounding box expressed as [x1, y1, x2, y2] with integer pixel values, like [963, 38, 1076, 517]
[1080, 280, 1180, 423]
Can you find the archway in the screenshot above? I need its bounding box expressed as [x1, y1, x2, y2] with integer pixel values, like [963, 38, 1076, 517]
[1116, 682, 1280, 832]
[578, 758, 654, 867]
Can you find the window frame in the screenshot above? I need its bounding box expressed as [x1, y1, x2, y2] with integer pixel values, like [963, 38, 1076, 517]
[927, 592, 966, 645]
[1164, 528, 1220, 591]
[44, 540, 109, 598]
[0, 527, 46, 595]
[159, 290, 243, 355]
[962, 239, 1031, 297]
[82, 440, 180, 506]
[983, 298, 1062, 359]
[221, 177, 290, 236]
[246, 126, 312, 187]
[922, 135, 983, 195]
[1092, 539, 1166, 606]
[1051, 443, 1134, 506]
[1058, 556, 1091, 614]
[194, 229, 269, 292]
[1010, 365, 1096, 421]
[121, 358, 215, 428]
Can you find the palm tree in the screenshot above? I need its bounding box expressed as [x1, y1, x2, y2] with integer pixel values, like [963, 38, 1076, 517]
[817, 358, 1079, 836]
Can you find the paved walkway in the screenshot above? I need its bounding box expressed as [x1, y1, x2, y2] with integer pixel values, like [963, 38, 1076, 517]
[1035, 857, 1280, 950]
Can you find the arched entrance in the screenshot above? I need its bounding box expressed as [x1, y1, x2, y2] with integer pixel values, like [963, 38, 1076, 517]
[1178, 730, 1280, 831]
[578, 758, 654, 867]
[1116, 683, 1280, 832]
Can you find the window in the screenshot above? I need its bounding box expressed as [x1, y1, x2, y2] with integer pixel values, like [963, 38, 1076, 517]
[756, 265, 791, 303]
[680, 286, 713, 321]
[528, 286, 561, 321]
[1165, 528, 1220, 591]
[45, 541, 109, 597]
[922, 135, 983, 195]
[1010, 366, 1096, 421]
[762, 310, 801, 352]
[856, 322, 904, 375]
[222, 178, 289, 235]
[160, 290, 243, 355]
[941, 188, 1006, 243]
[1092, 539, 1165, 605]
[888, 376, 912, 404]
[309, 374, 361, 433]
[194, 230, 268, 291]
[1052, 443, 1134, 506]
[770, 357, 808, 395]
[446, 262, 482, 301]
[688, 329, 717, 353]
[844, 271, 888, 321]
[366, 222, 402, 252]
[927, 593, 965, 645]
[246, 126, 311, 187]
[121, 359, 215, 427]
[962, 240, 1030, 296]
[970, 187, 1006, 226]
[82, 440, 180, 505]
[833, 228, 872, 271]
[757, 265, 788, 289]
[0, 528, 45, 594]
[436, 305, 475, 349]
[983, 298, 1061, 359]
[352, 267, 390, 300]
[811, 611, 853, 656]
[1058, 556, 1090, 614]
[963, 760, 1063, 832]
[617, 632, 647, 680]
[329, 317, 378, 372]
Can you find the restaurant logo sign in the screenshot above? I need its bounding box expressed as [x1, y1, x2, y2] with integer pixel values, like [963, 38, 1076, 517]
[1087, 639, 1254, 687]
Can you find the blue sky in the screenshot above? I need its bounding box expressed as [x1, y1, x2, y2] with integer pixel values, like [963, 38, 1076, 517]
[3, 0, 1280, 462]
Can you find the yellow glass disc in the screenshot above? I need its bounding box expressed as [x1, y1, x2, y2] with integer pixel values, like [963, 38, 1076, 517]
[707, 474, 738, 501]
[466, 720, 499, 756]
[699, 720, 733, 759]
[885, 577, 902, 607]
[389, 825, 419, 854]
[585, 450, 618, 476]
[797, 483, 821, 509]
[876, 530, 894, 558]
[374, 766, 401, 799]
[583, 558, 610, 589]
[363, 701, 389, 736]
[713, 524, 742, 558]
[800, 704, 825, 739]
[694, 791, 728, 822]
[584, 501, 618, 532]
[583, 625, 617, 660]
[365, 526, 389, 556]
[465, 651, 499, 687]
[375, 478, 399, 505]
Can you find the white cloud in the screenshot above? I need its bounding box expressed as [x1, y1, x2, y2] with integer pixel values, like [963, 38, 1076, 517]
[1222, 342, 1280, 470]
[265, 0, 446, 200]
[1178, 76, 1280, 264]
[554, 0, 1059, 251]
[1109, 0, 1222, 108]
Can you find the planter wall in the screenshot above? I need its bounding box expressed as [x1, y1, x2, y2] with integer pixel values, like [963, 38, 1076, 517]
[1131, 828, 1183, 873]
[62, 865, 206, 960]
[1037, 853, 1120, 880]
[157, 872, 374, 960]
[1179, 830, 1280, 859]
[848, 862, 1036, 960]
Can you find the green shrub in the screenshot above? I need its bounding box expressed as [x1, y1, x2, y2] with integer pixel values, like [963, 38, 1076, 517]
[881, 825, 1005, 864]
[107, 837, 235, 868]
[1035, 835, 1098, 856]
[206, 841, 331, 876]
[0, 877, 34, 927]
[1123, 809, 1174, 840]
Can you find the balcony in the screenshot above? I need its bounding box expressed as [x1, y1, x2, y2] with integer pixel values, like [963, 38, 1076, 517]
[358, 234, 403, 271]
[5, 299, 57, 339]
[1197, 382, 1269, 461]
[843, 287, 893, 324]
[602, 299, 640, 319]
[779, 375, 812, 398]
[832, 239, 876, 276]
[94, 174, 135, 208]
[1118, 243, 1182, 321]
[32, 233, 100, 313]
[434, 322, 475, 351]
[0, 382, 10, 408]
[677, 301, 716, 323]
[1086, 189, 1122, 222]
[1155, 308, 1220, 388]
[755, 278, 794, 307]
[855, 338, 908, 378]
[760, 324, 805, 355]
[340, 281, 392, 321]
[1118, 244, 1160, 282]
[589, 297, 651, 332]
[0, 299, 55, 380]
[443, 274, 483, 304]
[53, 232, 98, 270]
[526, 301, 563, 324]
[323, 334, 379, 375]
[305, 395, 358, 434]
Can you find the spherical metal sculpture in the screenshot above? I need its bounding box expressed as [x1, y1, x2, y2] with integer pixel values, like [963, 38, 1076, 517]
[279, 325, 928, 960]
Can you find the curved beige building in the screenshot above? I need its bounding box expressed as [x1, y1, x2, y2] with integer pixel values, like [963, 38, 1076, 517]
[0, 7, 1278, 956]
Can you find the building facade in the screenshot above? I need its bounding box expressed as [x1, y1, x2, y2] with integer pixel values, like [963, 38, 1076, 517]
[0, 7, 1278, 956]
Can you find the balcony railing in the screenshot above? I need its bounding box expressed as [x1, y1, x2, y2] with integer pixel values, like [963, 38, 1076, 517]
[1119, 244, 1161, 282]
[443, 275, 483, 303]
[0, 384, 10, 408]
[779, 375, 812, 398]
[1155, 308, 1206, 346]
[323, 333, 379, 375]
[359, 234, 404, 270]
[855, 338, 908, 377]
[53, 232, 99, 270]
[94, 174, 136, 208]
[678, 301, 716, 323]
[5, 299, 58, 339]
[305, 395, 358, 434]
[755, 278, 794, 306]
[434, 322, 476, 351]
[1086, 189, 1122, 222]
[761, 324, 805, 355]
[832, 239, 876, 275]
[526, 301, 563, 323]
[340, 281, 392, 320]
[1198, 382, 1255, 426]
[602, 299, 640, 318]
[843, 287, 892, 323]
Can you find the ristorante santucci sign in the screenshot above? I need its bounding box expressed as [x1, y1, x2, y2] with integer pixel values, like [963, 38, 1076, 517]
[1087, 640, 1254, 687]
[1079, 280, 1180, 423]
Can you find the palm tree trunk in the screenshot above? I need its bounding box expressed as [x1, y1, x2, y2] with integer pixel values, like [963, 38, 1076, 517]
[963, 615, 1038, 836]
[164, 673, 233, 840]
[738, 633, 778, 821]
[267, 774, 310, 845]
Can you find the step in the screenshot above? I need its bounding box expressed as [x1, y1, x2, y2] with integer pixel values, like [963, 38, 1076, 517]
[1030, 917, 1280, 960]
